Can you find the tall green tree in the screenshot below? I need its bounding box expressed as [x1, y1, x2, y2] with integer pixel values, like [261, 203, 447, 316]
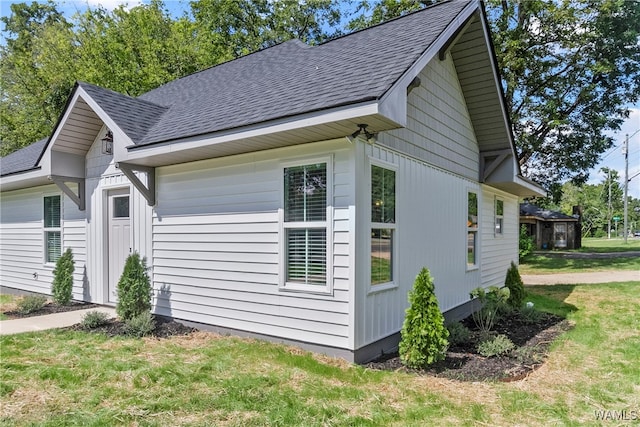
[349, 0, 640, 190]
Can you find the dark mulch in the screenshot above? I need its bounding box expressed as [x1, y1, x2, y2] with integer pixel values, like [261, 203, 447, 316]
[3, 301, 99, 319]
[365, 311, 573, 382]
[69, 315, 196, 339]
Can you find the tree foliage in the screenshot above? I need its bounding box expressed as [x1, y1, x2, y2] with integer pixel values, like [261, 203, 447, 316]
[348, 0, 640, 190]
[0, 0, 341, 155]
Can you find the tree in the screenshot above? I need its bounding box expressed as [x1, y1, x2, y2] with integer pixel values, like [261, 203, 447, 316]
[52, 248, 75, 305]
[349, 0, 640, 190]
[116, 252, 152, 321]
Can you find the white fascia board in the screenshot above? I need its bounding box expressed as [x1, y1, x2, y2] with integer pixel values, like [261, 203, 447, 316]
[0, 169, 49, 192]
[515, 175, 547, 197]
[124, 100, 384, 162]
[378, 0, 480, 123]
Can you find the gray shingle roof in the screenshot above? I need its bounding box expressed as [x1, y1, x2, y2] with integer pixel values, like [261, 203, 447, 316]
[137, 0, 469, 146]
[520, 203, 578, 221]
[0, 138, 47, 176]
[1, 0, 471, 175]
[79, 82, 168, 144]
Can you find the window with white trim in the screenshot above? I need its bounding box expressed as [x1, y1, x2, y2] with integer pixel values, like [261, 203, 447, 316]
[495, 198, 504, 235]
[44, 195, 61, 263]
[371, 164, 396, 285]
[283, 162, 328, 287]
[467, 191, 478, 267]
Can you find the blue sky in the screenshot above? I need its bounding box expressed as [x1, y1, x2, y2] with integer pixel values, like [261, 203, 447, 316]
[1, 0, 638, 197]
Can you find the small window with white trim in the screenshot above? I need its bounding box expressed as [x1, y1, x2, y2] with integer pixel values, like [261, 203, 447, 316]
[371, 164, 396, 286]
[44, 195, 62, 263]
[467, 191, 478, 267]
[495, 198, 504, 235]
[283, 161, 329, 289]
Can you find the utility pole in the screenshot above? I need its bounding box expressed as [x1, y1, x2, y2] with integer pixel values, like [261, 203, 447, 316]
[607, 168, 612, 239]
[624, 134, 629, 243]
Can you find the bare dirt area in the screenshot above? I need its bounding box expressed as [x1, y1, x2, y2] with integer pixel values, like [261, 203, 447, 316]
[366, 311, 572, 382]
[68, 316, 196, 339]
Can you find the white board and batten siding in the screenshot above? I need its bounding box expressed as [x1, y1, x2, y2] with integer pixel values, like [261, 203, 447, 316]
[152, 140, 355, 349]
[85, 131, 153, 303]
[354, 53, 483, 349]
[480, 186, 519, 289]
[0, 184, 87, 300]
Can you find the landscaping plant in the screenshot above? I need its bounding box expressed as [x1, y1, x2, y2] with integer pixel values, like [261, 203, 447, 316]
[399, 268, 449, 368]
[519, 224, 534, 259]
[16, 295, 47, 314]
[477, 334, 515, 357]
[469, 286, 510, 335]
[80, 310, 111, 329]
[52, 248, 75, 305]
[446, 321, 471, 346]
[124, 311, 156, 337]
[116, 253, 152, 321]
[504, 261, 525, 309]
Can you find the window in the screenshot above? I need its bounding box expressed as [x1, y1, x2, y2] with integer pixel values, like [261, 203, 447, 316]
[371, 164, 396, 285]
[283, 162, 328, 287]
[113, 196, 130, 218]
[467, 192, 478, 267]
[495, 199, 504, 235]
[44, 195, 61, 263]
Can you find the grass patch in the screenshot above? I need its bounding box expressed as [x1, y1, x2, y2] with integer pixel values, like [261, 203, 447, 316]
[579, 237, 640, 252]
[519, 254, 640, 274]
[1, 281, 639, 425]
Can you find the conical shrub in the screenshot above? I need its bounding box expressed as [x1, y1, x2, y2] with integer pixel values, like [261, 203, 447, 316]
[116, 253, 152, 321]
[52, 248, 74, 305]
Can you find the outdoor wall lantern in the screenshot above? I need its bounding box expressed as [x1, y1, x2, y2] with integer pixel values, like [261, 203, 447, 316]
[101, 130, 113, 155]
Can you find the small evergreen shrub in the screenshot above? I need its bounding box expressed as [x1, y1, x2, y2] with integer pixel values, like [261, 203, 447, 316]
[519, 224, 534, 259]
[446, 322, 471, 346]
[80, 310, 111, 329]
[52, 248, 75, 305]
[518, 305, 545, 325]
[477, 334, 515, 357]
[399, 268, 449, 368]
[504, 261, 525, 309]
[16, 295, 47, 314]
[124, 311, 156, 337]
[116, 253, 152, 321]
[470, 286, 510, 334]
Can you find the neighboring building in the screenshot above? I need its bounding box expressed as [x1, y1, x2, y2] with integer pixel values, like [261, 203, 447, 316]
[0, 0, 544, 362]
[520, 203, 581, 250]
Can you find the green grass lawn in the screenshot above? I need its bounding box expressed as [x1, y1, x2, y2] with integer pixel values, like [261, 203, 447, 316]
[579, 237, 640, 252]
[1, 282, 639, 426]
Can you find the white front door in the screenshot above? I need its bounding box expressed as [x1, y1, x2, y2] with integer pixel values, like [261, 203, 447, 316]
[107, 189, 131, 303]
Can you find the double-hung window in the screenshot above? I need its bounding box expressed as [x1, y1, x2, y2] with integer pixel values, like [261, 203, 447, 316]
[371, 164, 396, 286]
[44, 195, 62, 263]
[467, 191, 478, 267]
[495, 198, 504, 236]
[283, 161, 329, 289]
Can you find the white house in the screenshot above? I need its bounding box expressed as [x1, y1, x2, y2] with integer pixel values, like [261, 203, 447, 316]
[0, 0, 544, 362]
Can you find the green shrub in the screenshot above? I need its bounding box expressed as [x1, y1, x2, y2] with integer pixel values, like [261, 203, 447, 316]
[446, 321, 471, 346]
[52, 248, 75, 305]
[477, 334, 515, 357]
[399, 268, 449, 368]
[518, 305, 545, 325]
[124, 311, 156, 337]
[80, 310, 111, 329]
[470, 286, 510, 334]
[519, 224, 534, 259]
[16, 295, 47, 314]
[504, 261, 525, 309]
[116, 253, 152, 321]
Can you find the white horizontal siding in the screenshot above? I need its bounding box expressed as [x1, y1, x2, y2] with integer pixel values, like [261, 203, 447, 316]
[0, 184, 87, 298]
[152, 141, 354, 349]
[377, 54, 480, 181]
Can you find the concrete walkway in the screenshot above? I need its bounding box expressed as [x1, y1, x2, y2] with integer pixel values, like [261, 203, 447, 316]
[0, 306, 116, 336]
[522, 270, 640, 285]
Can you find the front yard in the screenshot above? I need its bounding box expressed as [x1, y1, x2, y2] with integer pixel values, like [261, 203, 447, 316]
[1, 281, 639, 426]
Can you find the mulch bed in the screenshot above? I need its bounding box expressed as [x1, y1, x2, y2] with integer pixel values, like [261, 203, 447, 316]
[3, 301, 99, 319]
[69, 316, 196, 338]
[365, 311, 573, 382]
